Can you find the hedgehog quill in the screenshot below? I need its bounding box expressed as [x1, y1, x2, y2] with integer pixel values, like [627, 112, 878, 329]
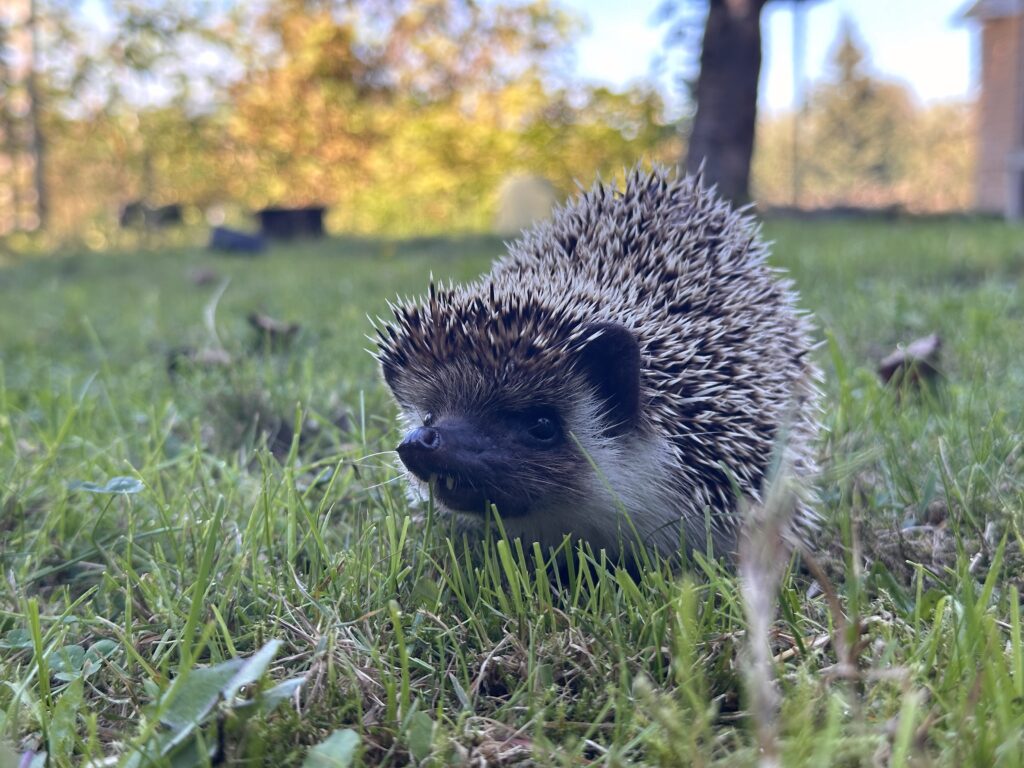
[375, 167, 821, 565]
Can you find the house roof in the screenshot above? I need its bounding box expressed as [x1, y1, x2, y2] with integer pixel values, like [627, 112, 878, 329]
[961, 0, 1024, 21]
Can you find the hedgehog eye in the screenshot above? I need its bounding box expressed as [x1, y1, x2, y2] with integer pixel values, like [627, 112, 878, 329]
[527, 416, 558, 443]
[423, 412, 435, 427]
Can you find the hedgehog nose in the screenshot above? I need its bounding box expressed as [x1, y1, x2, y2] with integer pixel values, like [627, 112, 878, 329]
[397, 426, 444, 478]
[398, 426, 441, 455]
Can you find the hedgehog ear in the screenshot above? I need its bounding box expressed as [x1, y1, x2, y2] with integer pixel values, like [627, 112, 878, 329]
[574, 323, 641, 436]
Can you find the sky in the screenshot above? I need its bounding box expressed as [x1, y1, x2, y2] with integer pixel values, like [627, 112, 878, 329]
[562, 0, 975, 113]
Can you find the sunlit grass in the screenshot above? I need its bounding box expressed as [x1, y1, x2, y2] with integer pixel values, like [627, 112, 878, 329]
[1, 219, 1023, 765]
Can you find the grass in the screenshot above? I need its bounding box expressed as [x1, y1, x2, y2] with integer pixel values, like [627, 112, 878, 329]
[1, 219, 1023, 766]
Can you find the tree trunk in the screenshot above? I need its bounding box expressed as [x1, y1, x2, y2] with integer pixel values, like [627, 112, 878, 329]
[0, 21, 21, 234]
[685, 0, 767, 204]
[26, 0, 47, 230]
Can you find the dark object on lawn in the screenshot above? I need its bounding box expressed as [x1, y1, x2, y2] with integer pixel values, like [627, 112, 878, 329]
[187, 267, 221, 286]
[167, 346, 232, 377]
[375, 166, 822, 567]
[209, 226, 266, 254]
[248, 312, 300, 349]
[878, 334, 942, 388]
[119, 201, 183, 229]
[257, 206, 326, 240]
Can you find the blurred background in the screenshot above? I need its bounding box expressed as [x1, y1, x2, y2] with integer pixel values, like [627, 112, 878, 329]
[0, 0, 1006, 251]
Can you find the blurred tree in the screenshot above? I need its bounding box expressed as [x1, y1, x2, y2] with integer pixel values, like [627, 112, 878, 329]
[85, 1, 241, 207]
[0, 0, 238, 237]
[0, 14, 20, 233]
[685, 0, 766, 203]
[900, 101, 972, 212]
[226, 4, 383, 210]
[750, 18, 971, 212]
[1, 0, 49, 232]
[223, 0, 675, 232]
[1, 0, 115, 233]
[659, 0, 825, 204]
[26, 0, 48, 229]
[802, 19, 914, 202]
[11, 0, 680, 242]
[658, 0, 767, 203]
[351, 76, 678, 234]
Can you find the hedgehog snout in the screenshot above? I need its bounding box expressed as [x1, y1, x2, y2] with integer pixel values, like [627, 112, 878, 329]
[399, 426, 441, 454]
[396, 426, 445, 480]
[395, 414, 559, 518]
[396, 418, 493, 482]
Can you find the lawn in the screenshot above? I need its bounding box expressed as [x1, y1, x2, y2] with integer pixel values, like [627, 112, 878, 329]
[1, 219, 1023, 766]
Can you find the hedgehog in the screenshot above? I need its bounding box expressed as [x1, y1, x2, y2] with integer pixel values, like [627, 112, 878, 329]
[374, 167, 821, 565]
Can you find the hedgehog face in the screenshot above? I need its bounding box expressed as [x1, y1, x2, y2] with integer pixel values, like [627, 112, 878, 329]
[384, 322, 644, 522]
